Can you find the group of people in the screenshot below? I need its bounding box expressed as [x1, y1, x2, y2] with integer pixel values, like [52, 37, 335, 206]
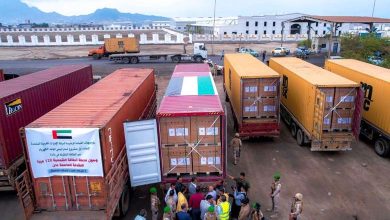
[134, 133, 303, 220]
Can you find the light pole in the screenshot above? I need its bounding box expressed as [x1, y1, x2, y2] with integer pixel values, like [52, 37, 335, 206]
[211, 0, 217, 56]
[371, 0, 376, 17]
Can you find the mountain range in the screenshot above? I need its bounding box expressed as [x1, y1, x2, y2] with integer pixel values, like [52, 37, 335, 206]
[0, 0, 170, 24]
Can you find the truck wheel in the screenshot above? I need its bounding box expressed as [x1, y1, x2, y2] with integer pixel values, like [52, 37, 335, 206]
[122, 57, 130, 64]
[130, 57, 139, 64]
[92, 54, 101, 60]
[296, 129, 304, 146]
[374, 138, 390, 157]
[172, 56, 181, 63]
[195, 56, 203, 63]
[119, 186, 130, 216]
[291, 122, 297, 137]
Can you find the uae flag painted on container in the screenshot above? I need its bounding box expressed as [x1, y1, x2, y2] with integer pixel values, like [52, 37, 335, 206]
[165, 75, 218, 96]
[52, 130, 72, 139]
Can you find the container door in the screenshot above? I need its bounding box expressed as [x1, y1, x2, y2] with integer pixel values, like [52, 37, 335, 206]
[352, 88, 364, 138]
[124, 119, 161, 187]
[313, 89, 326, 140]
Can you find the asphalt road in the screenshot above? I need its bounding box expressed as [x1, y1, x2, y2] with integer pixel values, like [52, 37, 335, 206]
[1, 55, 389, 220]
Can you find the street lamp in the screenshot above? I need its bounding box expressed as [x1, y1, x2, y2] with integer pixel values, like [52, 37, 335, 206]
[211, 0, 217, 56]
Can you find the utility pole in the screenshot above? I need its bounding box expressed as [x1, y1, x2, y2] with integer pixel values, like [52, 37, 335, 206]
[211, 0, 217, 56]
[371, 0, 376, 17]
[327, 23, 334, 58]
[280, 22, 285, 47]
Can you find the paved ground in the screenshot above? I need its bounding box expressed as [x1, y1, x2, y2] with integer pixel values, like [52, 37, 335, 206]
[0, 55, 389, 220]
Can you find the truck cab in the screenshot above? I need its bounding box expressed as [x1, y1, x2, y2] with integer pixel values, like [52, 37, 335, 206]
[88, 46, 105, 59]
[193, 43, 208, 60]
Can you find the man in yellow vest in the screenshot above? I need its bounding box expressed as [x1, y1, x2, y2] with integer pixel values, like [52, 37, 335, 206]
[217, 195, 231, 220]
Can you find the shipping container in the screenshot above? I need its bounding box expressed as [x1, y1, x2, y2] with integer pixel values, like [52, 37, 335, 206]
[0, 65, 93, 190]
[105, 37, 140, 53]
[124, 64, 226, 185]
[269, 57, 362, 151]
[325, 59, 390, 156]
[224, 54, 281, 137]
[16, 68, 157, 219]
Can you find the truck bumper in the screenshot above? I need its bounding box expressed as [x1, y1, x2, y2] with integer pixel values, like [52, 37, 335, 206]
[239, 122, 280, 137]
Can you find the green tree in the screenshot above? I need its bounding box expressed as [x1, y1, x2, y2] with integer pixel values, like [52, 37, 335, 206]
[340, 33, 390, 68]
[298, 39, 312, 48]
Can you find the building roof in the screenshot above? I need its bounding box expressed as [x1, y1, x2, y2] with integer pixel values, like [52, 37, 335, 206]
[285, 15, 390, 24]
[326, 59, 390, 82]
[269, 57, 359, 87]
[225, 54, 280, 79]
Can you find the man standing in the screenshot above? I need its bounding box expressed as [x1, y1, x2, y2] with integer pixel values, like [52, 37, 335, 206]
[238, 198, 250, 220]
[189, 186, 204, 220]
[176, 176, 184, 194]
[289, 193, 303, 220]
[228, 172, 250, 192]
[267, 172, 281, 219]
[177, 204, 191, 220]
[177, 187, 188, 213]
[204, 205, 217, 220]
[221, 50, 225, 60]
[200, 195, 215, 220]
[189, 177, 198, 197]
[262, 50, 266, 63]
[150, 187, 160, 220]
[230, 133, 242, 165]
[206, 185, 217, 201]
[165, 183, 178, 204]
[232, 186, 247, 219]
[163, 206, 173, 220]
[217, 195, 230, 220]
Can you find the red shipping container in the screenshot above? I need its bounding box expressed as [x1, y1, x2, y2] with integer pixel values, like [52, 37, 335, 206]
[18, 68, 156, 219]
[0, 65, 93, 174]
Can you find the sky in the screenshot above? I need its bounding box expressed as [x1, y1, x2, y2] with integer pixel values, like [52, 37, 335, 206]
[22, 0, 390, 18]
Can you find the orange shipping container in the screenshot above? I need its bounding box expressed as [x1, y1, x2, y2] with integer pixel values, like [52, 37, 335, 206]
[224, 54, 281, 137]
[269, 57, 362, 151]
[17, 68, 157, 219]
[104, 37, 140, 53]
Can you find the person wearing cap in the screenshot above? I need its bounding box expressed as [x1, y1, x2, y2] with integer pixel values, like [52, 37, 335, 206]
[150, 187, 160, 220]
[238, 198, 250, 220]
[200, 195, 215, 220]
[289, 193, 303, 220]
[267, 172, 281, 218]
[230, 133, 242, 165]
[216, 195, 230, 220]
[251, 202, 264, 220]
[163, 206, 173, 220]
[204, 205, 217, 220]
[134, 209, 147, 220]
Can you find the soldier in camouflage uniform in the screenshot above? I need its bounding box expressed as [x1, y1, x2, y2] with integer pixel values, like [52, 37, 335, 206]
[230, 133, 242, 165]
[150, 187, 160, 220]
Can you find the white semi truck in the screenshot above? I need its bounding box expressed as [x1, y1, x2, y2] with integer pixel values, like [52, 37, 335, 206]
[109, 43, 208, 64]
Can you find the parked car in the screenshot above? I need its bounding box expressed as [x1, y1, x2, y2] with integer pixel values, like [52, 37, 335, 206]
[367, 56, 384, 65]
[295, 46, 310, 59]
[272, 47, 287, 56]
[238, 47, 260, 57]
[280, 47, 290, 55]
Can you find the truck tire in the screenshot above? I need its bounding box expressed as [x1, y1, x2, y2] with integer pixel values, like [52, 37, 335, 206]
[172, 56, 181, 63]
[122, 57, 130, 64]
[92, 54, 101, 60]
[195, 56, 203, 63]
[291, 122, 297, 137]
[296, 129, 304, 146]
[119, 186, 130, 216]
[374, 138, 390, 157]
[130, 57, 139, 64]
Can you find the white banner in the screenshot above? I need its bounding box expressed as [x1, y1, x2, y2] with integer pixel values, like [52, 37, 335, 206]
[26, 128, 103, 178]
